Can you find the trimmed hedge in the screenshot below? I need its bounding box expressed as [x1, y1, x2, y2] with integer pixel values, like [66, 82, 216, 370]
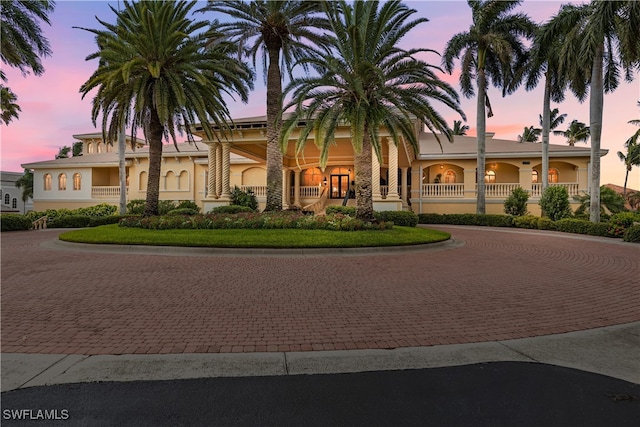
[374, 211, 419, 227]
[623, 224, 640, 243]
[326, 206, 355, 216]
[1, 214, 33, 232]
[49, 215, 124, 228]
[167, 208, 200, 216]
[208, 205, 256, 214]
[418, 213, 513, 227]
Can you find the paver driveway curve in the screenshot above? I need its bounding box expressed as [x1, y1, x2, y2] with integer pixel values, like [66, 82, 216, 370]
[1, 226, 638, 355]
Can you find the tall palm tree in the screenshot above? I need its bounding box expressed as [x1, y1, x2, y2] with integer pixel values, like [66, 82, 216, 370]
[539, 108, 567, 132]
[0, 0, 55, 122]
[282, 0, 465, 221]
[14, 169, 33, 203]
[0, 85, 21, 125]
[78, 1, 253, 216]
[617, 130, 640, 199]
[452, 120, 469, 136]
[553, 119, 590, 146]
[555, 0, 640, 222]
[517, 126, 541, 143]
[200, 1, 329, 212]
[443, 0, 535, 214]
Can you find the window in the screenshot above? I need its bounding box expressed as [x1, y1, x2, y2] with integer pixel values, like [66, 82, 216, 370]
[97, 142, 103, 153]
[44, 174, 52, 191]
[73, 173, 81, 190]
[484, 170, 496, 183]
[549, 168, 559, 183]
[4, 194, 9, 204]
[87, 142, 94, 154]
[58, 173, 67, 191]
[444, 170, 457, 183]
[12, 198, 17, 209]
[532, 170, 539, 183]
[302, 167, 323, 186]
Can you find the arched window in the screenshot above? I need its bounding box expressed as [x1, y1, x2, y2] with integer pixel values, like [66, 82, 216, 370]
[97, 142, 103, 153]
[302, 167, 323, 186]
[12, 198, 17, 209]
[549, 168, 559, 183]
[484, 170, 496, 183]
[44, 174, 52, 191]
[531, 170, 539, 183]
[58, 173, 67, 191]
[139, 171, 148, 191]
[87, 142, 94, 154]
[73, 173, 81, 191]
[106, 143, 112, 153]
[444, 170, 457, 183]
[4, 194, 9, 204]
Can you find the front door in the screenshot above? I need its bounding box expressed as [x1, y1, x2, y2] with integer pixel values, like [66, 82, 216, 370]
[330, 175, 350, 199]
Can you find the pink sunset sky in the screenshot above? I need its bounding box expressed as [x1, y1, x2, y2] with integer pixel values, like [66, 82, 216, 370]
[1, 0, 639, 189]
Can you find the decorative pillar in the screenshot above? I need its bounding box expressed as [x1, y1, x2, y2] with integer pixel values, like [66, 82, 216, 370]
[220, 142, 231, 199]
[207, 143, 217, 198]
[400, 167, 409, 205]
[372, 150, 382, 200]
[282, 168, 290, 208]
[387, 140, 400, 200]
[293, 169, 301, 207]
[215, 143, 222, 197]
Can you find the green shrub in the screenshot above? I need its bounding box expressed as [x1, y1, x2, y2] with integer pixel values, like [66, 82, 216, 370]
[126, 199, 146, 215]
[208, 205, 255, 214]
[417, 213, 512, 227]
[374, 210, 419, 227]
[74, 203, 117, 217]
[175, 200, 200, 213]
[539, 186, 572, 221]
[230, 186, 258, 211]
[607, 212, 640, 238]
[587, 222, 610, 237]
[513, 215, 539, 229]
[326, 206, 356, 216]
[158, 200, 178, 215]
[49, 215, 123, 228]
[1, 214, 32, 231]
[623, 224, 640, 243]
[554, 218, 594, 235]
[167, 208, 200, 216]
[504, 186, 529, 216]
[537, 217, 556, 230]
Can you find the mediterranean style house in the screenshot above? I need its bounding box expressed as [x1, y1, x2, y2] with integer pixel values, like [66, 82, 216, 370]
[1, 171, 33, 214]
[22, 115, 606, 216]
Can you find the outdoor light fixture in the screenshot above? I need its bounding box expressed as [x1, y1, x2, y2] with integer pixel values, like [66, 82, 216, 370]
[323, 177, 327, 186]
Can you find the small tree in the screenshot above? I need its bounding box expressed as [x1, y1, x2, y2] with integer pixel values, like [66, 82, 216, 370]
[539, 186, 572, 221]
[504, 186, 529, 216]
[230, 186, 258, 211]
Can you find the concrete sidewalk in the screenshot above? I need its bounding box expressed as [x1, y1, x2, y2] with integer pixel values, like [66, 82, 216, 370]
[3, 322, 638, 392]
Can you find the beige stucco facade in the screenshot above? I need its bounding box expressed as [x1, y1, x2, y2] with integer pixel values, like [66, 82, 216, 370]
[22, 117, 604, 215]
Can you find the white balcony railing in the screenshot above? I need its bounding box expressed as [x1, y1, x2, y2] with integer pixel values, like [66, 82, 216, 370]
[422, 183, 464, 197]
[296, 186, 321, 198]
[91, 186, 128, 198]
[380, 186, 402, 197]
[240, 185, 267, 197]
[531, 183, 580, 197]
[483, 183, 520, 198]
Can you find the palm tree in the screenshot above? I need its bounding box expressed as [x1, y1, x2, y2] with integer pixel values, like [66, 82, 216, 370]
[443, 0, 535, 214]
[452, 120, 469, 136]
[617, 130, 640, 199]
[14, 169, 33, 204]
[555, 0, 640, 222]
[553, 119, 590, 146]
[0, 0, 55, 121]
[78, 1, 253, 216]
[627, 191, 640, 211]
[282, 0, 465, 221]
[200, 1, 329, 212]
[0, 85, 21, 125]
[517, 126, 541, 143]
[539, 108, 567, 132]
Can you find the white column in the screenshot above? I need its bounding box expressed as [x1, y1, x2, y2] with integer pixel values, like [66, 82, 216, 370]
[215, 143, 222, 197]
[400, 167, 409, 205]
[293, 169, 301, 207]
[387, 140, 400, 200]
[220, 142, 231, 198]
[207, 143, 217, 198]
[372, 150, 382, 200]
[282, 168, 290, 208]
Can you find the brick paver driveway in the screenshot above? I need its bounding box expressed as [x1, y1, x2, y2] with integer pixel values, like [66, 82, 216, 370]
[2, 226, 638, 355]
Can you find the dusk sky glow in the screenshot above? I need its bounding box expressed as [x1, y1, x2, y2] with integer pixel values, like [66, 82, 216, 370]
[1, 0, 639, 189]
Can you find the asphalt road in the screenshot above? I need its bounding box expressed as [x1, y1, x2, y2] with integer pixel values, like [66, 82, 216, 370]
[2, 362, 638, 427]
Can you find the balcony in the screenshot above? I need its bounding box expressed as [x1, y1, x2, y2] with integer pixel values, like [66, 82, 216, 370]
[91, 186, 128, 198]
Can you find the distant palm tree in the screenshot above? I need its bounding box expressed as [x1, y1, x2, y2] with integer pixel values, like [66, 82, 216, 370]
[538, 108, 567, 132]
[200, 1, 329, 212]
[0, 85, 21, 125]
[553, 119, 590, 146]
[14, 169, 33, 203]
[0, 0, 55, 123]
[517, 126, 541, 143]
[443, 0, 535, 214]
[617, 130, 640, 198]
[282, 0, 464, 221]
[452, 120, 469, 136]
[78, 1, 253, 216]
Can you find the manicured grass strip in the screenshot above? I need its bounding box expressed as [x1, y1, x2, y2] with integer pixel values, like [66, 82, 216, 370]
[59, 224, 450, 248]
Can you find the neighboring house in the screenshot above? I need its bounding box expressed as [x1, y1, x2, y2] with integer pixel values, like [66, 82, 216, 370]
[0, 171, 33, 214]
[22, 116, 606, 215]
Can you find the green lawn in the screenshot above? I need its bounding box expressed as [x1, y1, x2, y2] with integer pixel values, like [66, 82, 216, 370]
[59, 224, 450, 248]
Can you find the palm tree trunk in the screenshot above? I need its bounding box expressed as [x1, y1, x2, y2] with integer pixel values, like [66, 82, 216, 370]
[265, 47, 283, 212]
[541, 72, 551, 193]
[476, 67, 487, 214]
[144, 108, 164, 216]
[355, 129, 375, 222]
[589, 44, 604, 223]
[118, 125, 127, 215]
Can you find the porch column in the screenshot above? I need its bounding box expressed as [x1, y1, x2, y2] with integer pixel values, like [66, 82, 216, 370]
[282, 168, 290, 208]
[293, 169, 301, 207]
[400, 167, 409, 206]
[220, 142, 231, 199]
[207, 143, 218, 198]
[372, 151, 382, 200]
[518, 167, 532, 194]
[387, 140, 400, 200]
[215, 143, 223, 197]
[463, 168, 476, 199]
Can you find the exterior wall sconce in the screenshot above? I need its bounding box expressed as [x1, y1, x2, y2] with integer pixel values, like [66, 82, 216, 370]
[440, 164, 444, 169]
[323, 177, 327, 186]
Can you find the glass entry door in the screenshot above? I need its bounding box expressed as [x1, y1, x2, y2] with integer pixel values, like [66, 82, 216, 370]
[330, 175, 350, 199]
